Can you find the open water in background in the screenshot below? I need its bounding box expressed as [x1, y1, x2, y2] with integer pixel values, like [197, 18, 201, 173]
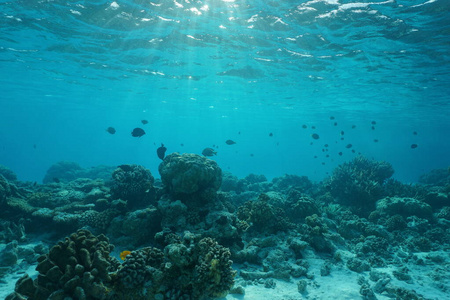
[1, 0, 449, 183]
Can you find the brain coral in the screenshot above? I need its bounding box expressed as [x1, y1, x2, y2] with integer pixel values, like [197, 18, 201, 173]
[158, 153, 222, 197]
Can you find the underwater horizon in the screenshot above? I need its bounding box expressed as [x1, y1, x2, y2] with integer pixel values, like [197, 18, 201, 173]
[1, 0, 450, 183]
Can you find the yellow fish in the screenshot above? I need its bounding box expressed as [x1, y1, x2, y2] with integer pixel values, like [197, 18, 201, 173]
[120, 250, 131, 261]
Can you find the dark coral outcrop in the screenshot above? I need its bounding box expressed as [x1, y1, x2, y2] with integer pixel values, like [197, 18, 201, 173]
[110, 164, 155, 208]
[159, 153, 222, 201]
[10, 229, 117, 300]
[325, 156, 394, 214]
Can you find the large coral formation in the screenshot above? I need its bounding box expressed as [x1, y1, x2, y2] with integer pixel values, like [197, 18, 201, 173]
[110, 164, 155, 207]
[158, 153, 222, 201]
[8, 230, 236, 300]
[10, 229, 117, 299]
[325, 156, 394, 213]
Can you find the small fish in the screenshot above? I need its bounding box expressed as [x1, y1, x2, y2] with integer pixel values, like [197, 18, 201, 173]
[157, 143, 167, 160]
[250, 153, 254, 157]
[312, 126, 316, 129]
[352, 149, 356, 153]
[411, 144, 418, 149]
[120, 250, 131, 261]
[131, 128, 145, 137]
[106, 127, 116, 134]
[413, 131, 418, 135]
[180, 143, 184, 147]
[334, 122, 338, 126]
[340, 131, 344, 135]
[346, 144, 352, 148]
[330, 116, 335, 120]
[302, 124, 307, 129]
[352, 125, 356, 129]
[225, 140, 236, 145]
[371, 126, 375, 130]
[374, 139, 379, 143]
[311, 133, 320, 140]
[269, 132, 273, 137]
[338, 152, 343, 156]
[141, 120, 149, 125]
[324, 144, 328, 147]
[202, 147, 217, 156]
[371, 121, 377, 125]
[238, 131, 241, 135]
[33, 144, 37, 149]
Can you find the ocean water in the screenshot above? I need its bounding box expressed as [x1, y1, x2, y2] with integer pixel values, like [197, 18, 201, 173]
[1, 0, 449, 183]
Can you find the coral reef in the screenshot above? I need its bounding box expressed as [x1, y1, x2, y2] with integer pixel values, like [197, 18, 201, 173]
[43, 161, 116, 184]
[8, 230, 236, 300]
[10, 229, 117, 299]
[0, 165, 17, 181]
[325, 156, 394, 214]
[110, 164, 155, 208]
[159, 153, 222, 201]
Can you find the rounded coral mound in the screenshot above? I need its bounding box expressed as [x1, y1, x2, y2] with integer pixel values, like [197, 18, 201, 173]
[11, 229, 117, 300]
[110, 164, 155, 207]
[158, 153, 222, 198]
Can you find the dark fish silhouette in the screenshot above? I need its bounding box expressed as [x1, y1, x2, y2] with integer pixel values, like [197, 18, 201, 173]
[374, 139, 379, 143]
[141, 120, 149, 125]
[302, 124, 307, 129]
[311, 133, 320, 140]
[106, 127, 116, 134]
[338, 152, 343, 156]
[131, 128, 145, 137]
[371, 121, 377, 125]
[157, 144, 167, 160]
[269, 132, 273, 137]
[225, 140, 236, 145]
[413, 131, 418, 135]
[202, 148, 217, 156]
[411, 144, 418, 149]
[346, 144, 352, 148]
[330, 116, 335, 120]
[352, 125, 356, 129]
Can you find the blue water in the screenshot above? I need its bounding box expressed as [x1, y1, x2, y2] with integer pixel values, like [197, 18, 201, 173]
[1, 0, 449, 183]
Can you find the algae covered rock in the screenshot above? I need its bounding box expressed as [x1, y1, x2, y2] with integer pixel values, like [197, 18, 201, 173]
[159, 153, 222, 198]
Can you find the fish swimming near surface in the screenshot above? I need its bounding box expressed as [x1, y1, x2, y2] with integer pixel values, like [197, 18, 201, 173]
[157, 143, 167, 160]
[131, 128, 145, 137]
[202, 147, 217, 156]
[106, 127, 116, 134]
[120, 250, 131, 260]
[225, 140, 236, 145]
[141, 120, 148, 125]
[311, 133, 320, 140]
